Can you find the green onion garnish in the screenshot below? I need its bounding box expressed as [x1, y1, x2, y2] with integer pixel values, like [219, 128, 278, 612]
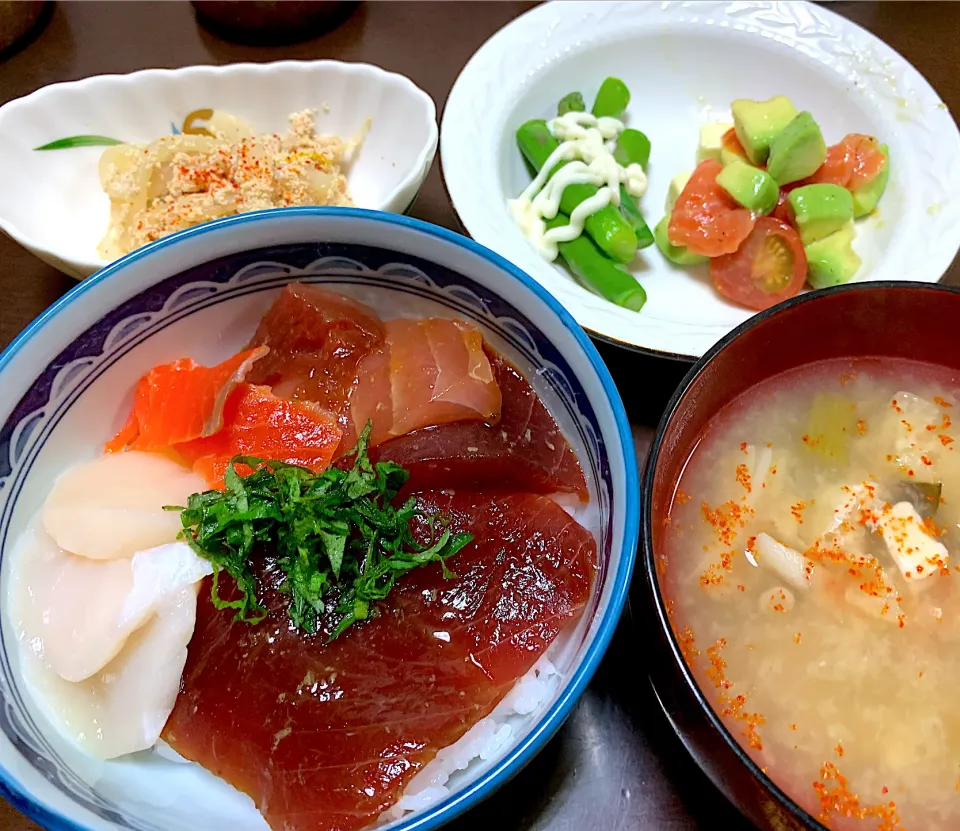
[34, 135, 124, 151]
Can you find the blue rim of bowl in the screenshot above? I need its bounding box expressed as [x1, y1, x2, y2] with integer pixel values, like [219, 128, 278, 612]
[641, 279, 960, 830]
[0, 206, 640, 831]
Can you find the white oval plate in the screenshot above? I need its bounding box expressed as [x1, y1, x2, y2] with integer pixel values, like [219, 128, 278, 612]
[0, 60, 438, 279]
[441, 0, 960, 359]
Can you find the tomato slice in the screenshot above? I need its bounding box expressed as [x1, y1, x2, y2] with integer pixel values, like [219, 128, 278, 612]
[803, 133, 886, 189]
[668, 159, 756, 257]
[710, 217, 807, 311]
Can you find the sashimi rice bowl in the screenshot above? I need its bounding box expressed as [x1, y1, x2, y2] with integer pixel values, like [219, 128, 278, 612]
[0, 208, 637, 831]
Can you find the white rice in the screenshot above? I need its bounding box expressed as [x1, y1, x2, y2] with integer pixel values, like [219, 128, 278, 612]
[380, 656, 560, 822]
[154, 738, 191, 764]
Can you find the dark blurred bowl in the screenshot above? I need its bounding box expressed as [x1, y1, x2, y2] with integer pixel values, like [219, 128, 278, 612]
[0, 0, 51, 60]
[191, 1, 358, 46]
[641, 281, 960, 831]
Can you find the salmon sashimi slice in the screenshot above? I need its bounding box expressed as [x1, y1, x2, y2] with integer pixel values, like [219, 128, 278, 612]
[668, 159, 756, 257]
[721, 128, 749, 164]
[245, 283, 385, 440]
[845, 134, 887, 191]
[802, 133, 886, 190]
[162, 491, 596, 831]
[175, 383, 342, 487]
[105, 410, 139, 455]
[350, 318, 503, 448]
[369, 350, 588, 500]
[802, 140, 854, 188]
[105, 347, 268, 453]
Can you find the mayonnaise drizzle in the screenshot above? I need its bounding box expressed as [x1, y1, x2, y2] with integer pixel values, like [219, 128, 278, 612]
[508, 111, 648, 261]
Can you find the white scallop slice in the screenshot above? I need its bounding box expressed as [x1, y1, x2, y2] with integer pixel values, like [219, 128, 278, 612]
[10, 525, 212, 682]
[43, 450, 206, 560]
[18, 585, 201, 759]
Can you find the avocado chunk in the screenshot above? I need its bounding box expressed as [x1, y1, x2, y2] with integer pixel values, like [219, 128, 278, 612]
[852, 143, 890, 218]
[716, 159, 779, 215]
[697, 122, 734, 164]
[788, 183, 854, 245]
[654, 216, 708, 266]
[720, 140, 748, 167]
[664, 170, 692, 213]
[805, 221, 861, 289]
[766, 112, 827, 185]
[731, 95, 798, 166]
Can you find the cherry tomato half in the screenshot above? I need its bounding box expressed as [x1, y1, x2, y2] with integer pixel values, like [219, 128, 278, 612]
[710, 217, 807, 311]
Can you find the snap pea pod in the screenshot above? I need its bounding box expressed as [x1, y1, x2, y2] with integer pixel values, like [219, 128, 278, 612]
[617, 187, 654, 250]
[613, 129, 654, 250]
[545, 215, 646, 312]
[557, 92, 585, 116]
[591, 77, 631, 119]
[516, 119, 638, 263]
[614, 128, 651, 172]
[586, 82, 654, 249]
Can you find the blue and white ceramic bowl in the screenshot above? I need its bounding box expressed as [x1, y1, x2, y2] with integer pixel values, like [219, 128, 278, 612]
[0, 208, 638, 831]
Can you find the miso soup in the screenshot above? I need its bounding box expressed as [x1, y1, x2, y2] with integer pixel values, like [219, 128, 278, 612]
[664, 358, 960, 830]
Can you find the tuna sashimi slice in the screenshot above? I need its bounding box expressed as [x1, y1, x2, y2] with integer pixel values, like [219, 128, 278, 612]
[105, 347, 268, 453]
[162, 491, 596, 831]
[370, 350, 588, 500]
[175, 383, 342, 488]
[245, 284, 385, 439]
[350, 317, 502, 448]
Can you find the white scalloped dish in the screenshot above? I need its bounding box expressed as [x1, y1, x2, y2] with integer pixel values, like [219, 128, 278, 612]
[0, 61, 439, 278]
[441, 0, 960, 359]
